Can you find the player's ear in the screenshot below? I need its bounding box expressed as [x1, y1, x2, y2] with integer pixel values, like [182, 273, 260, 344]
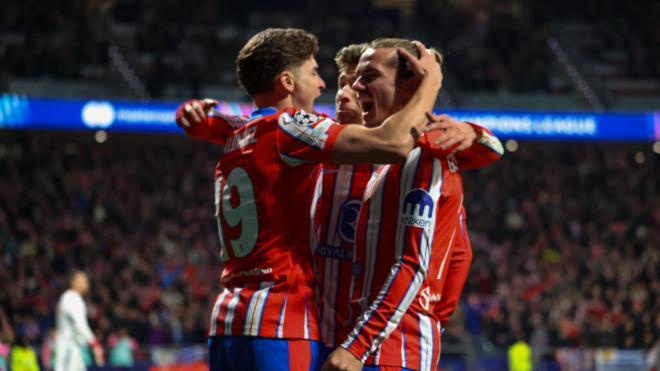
[277, 71, 295, 94]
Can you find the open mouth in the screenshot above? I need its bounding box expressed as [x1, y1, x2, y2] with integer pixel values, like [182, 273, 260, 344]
[361, 101, 374, 115]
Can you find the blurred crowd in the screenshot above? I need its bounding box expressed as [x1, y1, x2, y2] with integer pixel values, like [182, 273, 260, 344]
[3, 1, 659, 102]
[0, 132, 219, 355]
[455, 141, 659, 353]
[1, 132, 658, 358]
[5, 0, 658, 99]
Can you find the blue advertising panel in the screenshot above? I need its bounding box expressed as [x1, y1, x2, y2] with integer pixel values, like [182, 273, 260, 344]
[1, 94, 658, 141]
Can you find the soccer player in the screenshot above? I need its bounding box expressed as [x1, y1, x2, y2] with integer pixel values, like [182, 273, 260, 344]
[176, 28, 442, 371]
[317, 42, 498, 355]
[54, 271, 104, 371]
[313, 43, 371, 350]
[322, 38, 503, 371]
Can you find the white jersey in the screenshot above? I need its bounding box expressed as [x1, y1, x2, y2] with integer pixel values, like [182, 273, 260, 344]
[55, 289, 95, 371]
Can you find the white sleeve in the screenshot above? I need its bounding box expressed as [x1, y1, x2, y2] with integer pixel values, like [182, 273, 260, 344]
[63, 293, 96, 345]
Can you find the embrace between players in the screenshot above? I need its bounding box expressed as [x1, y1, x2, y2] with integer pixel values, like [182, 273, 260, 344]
[175, 28, 503, 371]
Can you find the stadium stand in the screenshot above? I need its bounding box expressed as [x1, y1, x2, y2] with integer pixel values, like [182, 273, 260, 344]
[1, 133, 657, 354]
[1, 1, 658, 370]
[2, 1, 658, 108]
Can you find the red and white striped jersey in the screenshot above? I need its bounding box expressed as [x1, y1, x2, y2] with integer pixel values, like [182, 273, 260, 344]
[339, 127, 503, 370]
[312, 163, 374, 347]
[314, 123, 502, 352]
[202, 106, 346, 341]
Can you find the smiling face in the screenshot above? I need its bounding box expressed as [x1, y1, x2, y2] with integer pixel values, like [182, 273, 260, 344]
[335, 66, 363, 124]
[291, 56, 326, 112]
[352, 47, 417, 128]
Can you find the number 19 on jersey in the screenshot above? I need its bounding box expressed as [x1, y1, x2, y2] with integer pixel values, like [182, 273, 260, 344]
[214, 167, 259, 261]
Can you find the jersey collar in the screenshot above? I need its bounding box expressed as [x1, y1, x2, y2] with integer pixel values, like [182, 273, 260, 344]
[249, 107, 278, 120]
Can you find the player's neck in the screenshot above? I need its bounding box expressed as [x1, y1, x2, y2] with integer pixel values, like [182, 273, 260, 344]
[253, 94, 296, 111]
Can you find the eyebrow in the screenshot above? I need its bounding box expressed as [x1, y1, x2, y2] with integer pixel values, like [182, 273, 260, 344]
[357, 63, 373, 72]
[358, 65, 381, 76]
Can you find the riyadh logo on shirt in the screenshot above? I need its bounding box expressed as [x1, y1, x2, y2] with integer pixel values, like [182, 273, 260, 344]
[400, 188, 434, 229]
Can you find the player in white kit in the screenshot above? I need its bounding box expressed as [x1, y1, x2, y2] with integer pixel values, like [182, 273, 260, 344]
[55, 271, 104, 371]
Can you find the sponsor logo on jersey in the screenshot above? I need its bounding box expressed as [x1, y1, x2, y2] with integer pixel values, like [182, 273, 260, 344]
[400, 188, 434, 228]
[337, 199, 361, 244]
[419, 286, 442, 311]
[316, 245, 352, 260]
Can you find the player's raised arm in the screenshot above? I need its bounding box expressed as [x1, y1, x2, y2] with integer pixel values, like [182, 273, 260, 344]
[330, 41, 442, 164]
[175, 99, 248, 144]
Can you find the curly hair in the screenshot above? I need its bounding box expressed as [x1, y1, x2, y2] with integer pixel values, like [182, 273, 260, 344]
[236, 28, 319, 97]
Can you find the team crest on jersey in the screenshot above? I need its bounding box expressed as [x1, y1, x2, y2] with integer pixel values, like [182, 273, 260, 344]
[400, 188, 434, 229]
[337, 199, 361, 244]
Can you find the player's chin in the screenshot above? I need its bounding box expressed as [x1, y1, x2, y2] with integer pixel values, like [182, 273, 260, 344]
[337, 110, 359, 125]
[362, 110, 379, 127]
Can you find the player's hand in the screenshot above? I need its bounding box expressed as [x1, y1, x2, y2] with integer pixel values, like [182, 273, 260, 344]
[91, 341, 105, 366]
[425, 113, 477, 152]
[175, 98, 219, 129]
[397, 41, 443, 90]
[320, 347, 362, 371]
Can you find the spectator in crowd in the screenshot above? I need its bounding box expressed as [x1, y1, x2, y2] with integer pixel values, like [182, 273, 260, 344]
[508, 331, 532, 371]
[0, 134, 657, 355]
[108, 328, 138, 368]
[0, 336, 10, 371]
[10, 335, 39, 371]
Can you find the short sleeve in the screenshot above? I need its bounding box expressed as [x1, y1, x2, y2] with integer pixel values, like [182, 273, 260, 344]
[275, 109, 346, 166]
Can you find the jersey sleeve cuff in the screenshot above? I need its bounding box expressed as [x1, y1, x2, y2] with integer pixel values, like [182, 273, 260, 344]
[341, 334, 372, 363]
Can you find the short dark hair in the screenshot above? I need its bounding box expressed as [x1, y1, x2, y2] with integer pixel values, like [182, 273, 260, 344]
[236, 28, 319, 97]
[369, 38, 443, 78]
[334, 43, 368, 73]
